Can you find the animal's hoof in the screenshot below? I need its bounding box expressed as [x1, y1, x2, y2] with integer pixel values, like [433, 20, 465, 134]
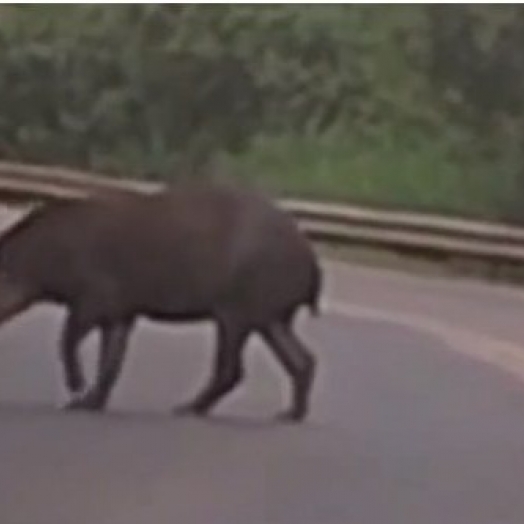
[274, 409, 306, 424]
[63, 392, 105, 412]
[172, 403, 208, 418]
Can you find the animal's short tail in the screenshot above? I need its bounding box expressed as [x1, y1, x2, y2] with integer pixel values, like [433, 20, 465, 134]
[307, 260, 323, 317]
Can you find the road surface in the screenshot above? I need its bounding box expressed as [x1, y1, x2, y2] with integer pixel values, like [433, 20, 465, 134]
[0, 208, 524, 523]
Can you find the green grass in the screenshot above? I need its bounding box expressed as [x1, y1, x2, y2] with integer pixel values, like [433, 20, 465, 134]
[225, 132, 521, 222]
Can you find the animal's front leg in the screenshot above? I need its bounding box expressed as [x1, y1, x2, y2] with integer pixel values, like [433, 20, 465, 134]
[66, 319, 133, 411]
[0, 278, 33, 329]
[60, 309, 94, 394]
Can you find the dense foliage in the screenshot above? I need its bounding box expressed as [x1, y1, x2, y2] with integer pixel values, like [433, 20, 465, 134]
[1, 5, 524, 220]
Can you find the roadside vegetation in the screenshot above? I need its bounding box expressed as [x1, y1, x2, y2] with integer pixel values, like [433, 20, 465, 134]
[1, 5, 524, 223]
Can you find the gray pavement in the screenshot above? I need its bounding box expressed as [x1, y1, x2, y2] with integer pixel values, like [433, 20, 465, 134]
[1, 286, 524, 524]
[324, 259, 524, 347]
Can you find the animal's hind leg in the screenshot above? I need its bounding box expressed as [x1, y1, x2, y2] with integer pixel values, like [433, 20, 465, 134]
[66, 319, 133, 411]
[60, 309, 95, 394]
[174, 318, 250, 416]
[260, 318, 316, 422]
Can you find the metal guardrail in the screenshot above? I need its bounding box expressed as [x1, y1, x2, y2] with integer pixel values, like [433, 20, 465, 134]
[0, 160, 523, 269]
[284, 200, 524, 266]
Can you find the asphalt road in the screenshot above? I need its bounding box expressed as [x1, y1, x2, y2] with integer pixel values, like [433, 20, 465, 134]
[1, 216, 524, 523]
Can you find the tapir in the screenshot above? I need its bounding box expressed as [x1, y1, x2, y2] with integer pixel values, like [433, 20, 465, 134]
[0, 182, 322, 421]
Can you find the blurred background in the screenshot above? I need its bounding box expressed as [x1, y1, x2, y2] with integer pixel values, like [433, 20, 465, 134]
[1, 5, 524, 223]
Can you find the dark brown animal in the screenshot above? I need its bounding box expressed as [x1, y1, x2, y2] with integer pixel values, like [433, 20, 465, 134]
[0, 182, 322, 421]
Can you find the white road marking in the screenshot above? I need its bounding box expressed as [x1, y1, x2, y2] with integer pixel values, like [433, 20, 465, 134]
[327, 300, 524, 384]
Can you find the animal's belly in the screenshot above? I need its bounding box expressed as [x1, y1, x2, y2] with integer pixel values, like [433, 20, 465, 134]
[123, 275, 225, 320]
[140, 306, 212, 323]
